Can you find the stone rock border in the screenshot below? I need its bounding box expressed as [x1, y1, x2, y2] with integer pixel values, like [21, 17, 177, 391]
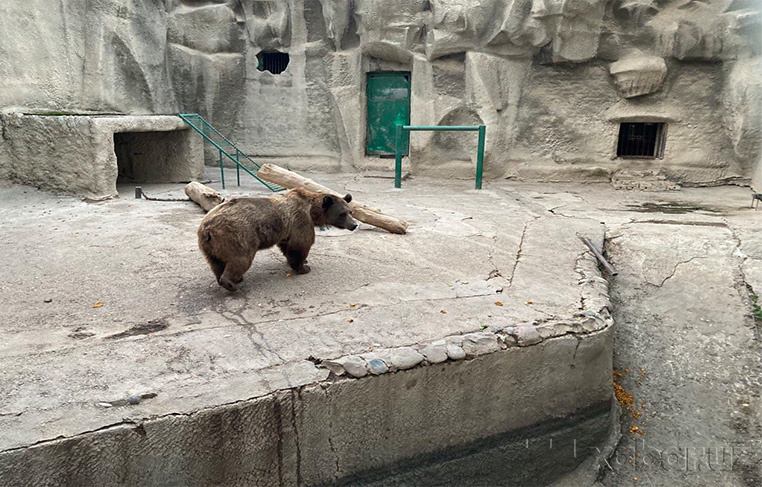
[321, 251, 612, 378]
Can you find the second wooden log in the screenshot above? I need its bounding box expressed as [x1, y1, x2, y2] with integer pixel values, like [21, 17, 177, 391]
[257, 164, 408, 235]
[185, 181, 225, 212]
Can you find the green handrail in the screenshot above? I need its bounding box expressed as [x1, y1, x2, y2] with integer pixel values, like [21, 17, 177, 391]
[178, 113, 283, 192]
[395, 125, 486, 190]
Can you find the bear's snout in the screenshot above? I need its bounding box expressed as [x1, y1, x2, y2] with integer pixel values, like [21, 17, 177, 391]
[348, 222, 358, 231]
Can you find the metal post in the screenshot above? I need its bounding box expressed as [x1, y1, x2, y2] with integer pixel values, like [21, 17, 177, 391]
[394, 124, 403, 189]
[475, 125, 486, 190]
[236, 149, 240, 186]
[219, 149, 225, 189]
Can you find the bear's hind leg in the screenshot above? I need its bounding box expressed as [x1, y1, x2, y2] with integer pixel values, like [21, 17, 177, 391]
[279, 243, 310, 274]
[219, 256, 253, 291]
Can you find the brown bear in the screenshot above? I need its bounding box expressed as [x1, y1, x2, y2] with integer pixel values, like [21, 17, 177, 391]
[197, 188, 357, 291]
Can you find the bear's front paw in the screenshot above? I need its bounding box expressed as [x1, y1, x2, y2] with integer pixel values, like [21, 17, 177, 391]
[296, 265, 311, 275]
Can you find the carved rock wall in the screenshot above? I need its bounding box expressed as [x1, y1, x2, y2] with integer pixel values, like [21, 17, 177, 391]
[0, 0, 760, 186]
[0, 0, 176, 114]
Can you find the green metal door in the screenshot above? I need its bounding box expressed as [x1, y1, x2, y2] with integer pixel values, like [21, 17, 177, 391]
[366, 72, 411, 156]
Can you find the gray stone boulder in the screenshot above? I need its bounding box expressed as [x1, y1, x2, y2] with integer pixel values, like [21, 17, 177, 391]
[609, 54, 667, 98]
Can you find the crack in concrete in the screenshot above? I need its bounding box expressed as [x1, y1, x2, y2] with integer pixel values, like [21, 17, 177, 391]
[168, 291, 502, 343]
[0, 411, 23, 417]
[235, 310, 288, 364]
[634, 219, 728, 227]
[486, 234, 502, 281]
[409, 204, 442, 224]
[723, 219, 762, 340]
[648, 255, 706, 288]
[492, 187, 548, 216]
[525, 303, 558, 319]
[506, 217, 538, 287]
[546, 209, 603, 224]
[291, 389, 303, 487]
[274, 398, 284, 485]
[0, 418, 144, 454]
[324, 386, 341, 480]
[571, 337, 581, 367]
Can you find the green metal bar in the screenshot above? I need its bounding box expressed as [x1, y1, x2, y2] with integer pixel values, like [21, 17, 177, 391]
[178, 113, 285, 192]
[215, 146, 280, 191]
[394, 124, 486, 189]
[395, 124, 403, 189]
[402, 125, 479, 131]
[219, 149, 225, 190]
[476, 125, 486, 190]
[236, 149, 240, 186]
[180, 114, 238, 150]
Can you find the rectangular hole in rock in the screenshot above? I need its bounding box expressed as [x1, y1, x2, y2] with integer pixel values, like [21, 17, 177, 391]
[115, 131, 184, 183]
[617, 122, 667, 159]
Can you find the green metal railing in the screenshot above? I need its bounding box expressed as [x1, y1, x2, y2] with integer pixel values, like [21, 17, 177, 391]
[395, 125, 486, 190]
[178, 113, 283, 192]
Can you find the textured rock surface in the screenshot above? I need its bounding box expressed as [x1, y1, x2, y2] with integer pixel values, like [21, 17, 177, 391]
[389, 346, 425, 370]
[0, 0, 759, 190]
[609, 54, 668, 98]
[0, 114, 203, 199]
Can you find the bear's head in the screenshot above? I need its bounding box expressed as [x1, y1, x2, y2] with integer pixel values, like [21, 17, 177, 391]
[322, 194, 358, 231]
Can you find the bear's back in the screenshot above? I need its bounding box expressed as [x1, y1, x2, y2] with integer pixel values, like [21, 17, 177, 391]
[202, 197, 288, 248]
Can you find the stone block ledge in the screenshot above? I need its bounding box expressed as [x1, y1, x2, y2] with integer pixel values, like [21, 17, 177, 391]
[320, 250, 612, 379]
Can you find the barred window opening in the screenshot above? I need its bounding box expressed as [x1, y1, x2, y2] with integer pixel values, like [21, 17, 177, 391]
[257, 51, 289, 75]
[617, 122, 667, 158]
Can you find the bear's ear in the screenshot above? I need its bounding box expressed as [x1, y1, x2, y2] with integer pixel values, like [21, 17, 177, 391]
[344, 194, 352, 203]
[322, 195, 334, 210]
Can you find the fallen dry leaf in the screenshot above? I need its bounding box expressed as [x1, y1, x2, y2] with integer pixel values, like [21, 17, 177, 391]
[440, 310, 447, 314]
[347, 318, 354, 323]
[494, 301, 503, 306]
[286, 273, 292, 278]
[92, 302, 104, 308]
[525, 301, 533, 305]
[349, 303, 357, 307]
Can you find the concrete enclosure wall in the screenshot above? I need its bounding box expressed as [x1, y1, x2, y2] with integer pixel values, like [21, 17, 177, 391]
[1, 0, 760, 187]
[0, 330, 613, 487]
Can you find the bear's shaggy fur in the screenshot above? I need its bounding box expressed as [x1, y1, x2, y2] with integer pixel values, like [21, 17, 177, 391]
[198, 189, 357, 291]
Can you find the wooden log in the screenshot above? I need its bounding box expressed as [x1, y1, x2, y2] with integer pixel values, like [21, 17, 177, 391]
[184, 181, 225, 212]
[257, 164, 408, 235]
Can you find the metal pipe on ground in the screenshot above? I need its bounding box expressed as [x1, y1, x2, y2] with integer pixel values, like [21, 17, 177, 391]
[579, 235, 618, 276]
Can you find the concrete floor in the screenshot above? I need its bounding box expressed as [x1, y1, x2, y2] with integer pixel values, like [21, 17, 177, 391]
[0, 167, 760, 485]
[511, 180, 762, 486]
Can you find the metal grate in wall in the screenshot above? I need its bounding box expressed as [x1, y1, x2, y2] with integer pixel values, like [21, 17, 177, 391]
[257, 51, 290, 75]
[617, 122, 667, 158]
